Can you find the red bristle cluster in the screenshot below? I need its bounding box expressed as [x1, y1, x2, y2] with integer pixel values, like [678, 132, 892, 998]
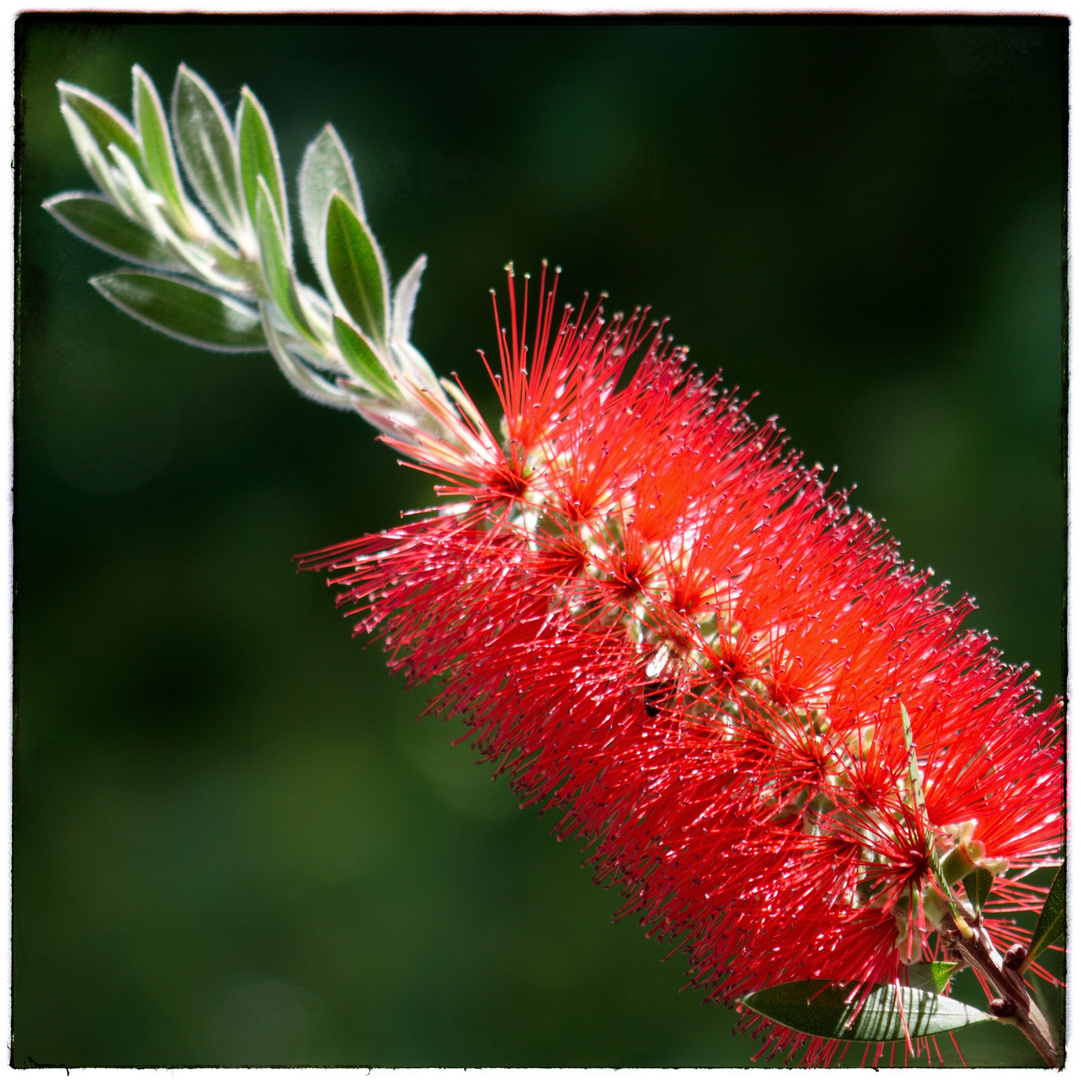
[299, 266, 1063, 1063]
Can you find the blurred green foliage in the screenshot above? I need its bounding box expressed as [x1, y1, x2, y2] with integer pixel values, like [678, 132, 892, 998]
[15, 16, 1064, 1067]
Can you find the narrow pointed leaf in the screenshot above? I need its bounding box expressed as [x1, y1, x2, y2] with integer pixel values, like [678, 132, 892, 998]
[261, 303, 351, 410]
[899, 702, 926, 815]
[741, 980, 991, 1042]
[391, 337, 441, 392]
[392, 253, 427, 343]
[905, 961, 958, 995]
[325, 190, 388, 347]
[299, 124, 363, 299]
[59, 102, 129, 208]
[44, 192, 185, 270]
[107, 143, 175, 242]
[237, 86, 289, 248]
[964, 867, 994, 915]
[1021, 864, 1064, 972]
[172, 64, 244, 237]
[334, 315, 400, 400]
[255, 177, 316, 343]
[91, 270, 266, 351]
[132, 65, 187, 221]
[57, 81, 143, 177]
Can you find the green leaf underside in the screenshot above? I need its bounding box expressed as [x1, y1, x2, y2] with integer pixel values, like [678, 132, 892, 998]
[134, 66, 185, 220]
[964, 867, 995, 914]
[172, 65, 243, 237]
[741, 980, 992, 1042]
[905, 962, 958, 995]
[300, 125, 363, 300]
[255, 180, 315, 343]
[237, 87, 288, 247]
[326, 192, 387, 346]
[392, 254, 426, 343]
[1026, 863, 1065, 965]
[57, 81, 144, 176]
[59, 102, 131, 211]
[44, 194, 184, 270]
[91, 271, 266, 351]
[261, 303, 348, 409]
[333, 315, 400, 400]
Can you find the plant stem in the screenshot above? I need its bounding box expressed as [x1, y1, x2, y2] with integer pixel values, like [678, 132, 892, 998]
[936, 908, 1061, 1068]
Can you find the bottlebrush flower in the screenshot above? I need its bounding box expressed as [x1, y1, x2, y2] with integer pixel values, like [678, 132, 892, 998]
[300, 264, 1064, 1065]
[46, 64, 1063, 1066]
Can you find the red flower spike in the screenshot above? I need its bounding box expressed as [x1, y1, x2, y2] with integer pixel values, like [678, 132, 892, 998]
[298, 267, 1063, 1065]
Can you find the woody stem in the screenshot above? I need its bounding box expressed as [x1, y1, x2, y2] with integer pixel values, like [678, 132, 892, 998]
[934, 908, 1060, 1068]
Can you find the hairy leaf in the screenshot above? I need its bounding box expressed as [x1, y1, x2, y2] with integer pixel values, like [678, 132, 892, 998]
[299, 124, 363, 301]
[334, 315, 400, 400]
[261, 303, 351, 410]
[741, 979, 991, 1042]
[133, 65, 187, 222]
[58, 102, 130, 210]
[91, 271, 266, 351]
[237, 86, 288, 248]
[325, 191, 388, 347]
[255, 178, 316, 343]
[44, 193, 184, 270]
[172, 64, 244, 238]
[107, 143, 174, 240]
[392, 254, 427, 343]
[57, 80, 144, 178]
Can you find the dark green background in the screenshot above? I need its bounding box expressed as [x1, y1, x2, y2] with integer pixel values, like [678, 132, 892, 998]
[15, 16, 1065, 1067]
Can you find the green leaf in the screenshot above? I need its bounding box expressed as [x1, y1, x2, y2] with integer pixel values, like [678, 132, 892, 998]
[899, 702, 926, 816]
[325, 191, 388, 347]
[964, 867, 995, 915]
[44, 193, 184, 270]
[333, 315, 400, 400]
[741, 979, 992, 1043]
[261, 303, 350, 410]
[132, 66, 186, 222]
[58, 101, 129, 209]
[1022, 863, 1064, 972]
[392, 254, 427, 343]
[57, 80, 144, 177]
[106, 143, 174, 240]
[91, 270, 266, 352]
[171, 64, 244, 238]
[299, 124, 364, 300]
[254, 178, 315, 343]
[905, 962, 958, 995]
[237, 86, 289, 248]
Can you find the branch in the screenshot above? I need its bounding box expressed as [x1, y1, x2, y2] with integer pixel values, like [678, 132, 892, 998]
[936, 908, 1061, 1068]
